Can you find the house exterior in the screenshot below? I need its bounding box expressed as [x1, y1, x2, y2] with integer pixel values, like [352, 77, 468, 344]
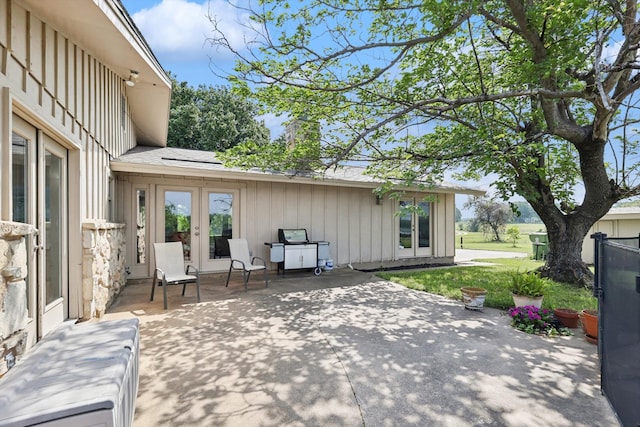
[582, 207, 640, 264]
[112, 146, 484, 278]
[0, 0, 483, 375]
[0, 0, 171, 373]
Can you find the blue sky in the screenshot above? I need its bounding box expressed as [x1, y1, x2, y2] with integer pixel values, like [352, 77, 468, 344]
[122, 0, 239, 86]
[120, 0, 491, 212]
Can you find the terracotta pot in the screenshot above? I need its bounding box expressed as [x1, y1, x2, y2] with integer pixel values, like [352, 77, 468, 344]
[554, 308, 579, 328]
[580, 309, 598, 342]
[461, 287, 487, 311]
[511, 293, 543, 308]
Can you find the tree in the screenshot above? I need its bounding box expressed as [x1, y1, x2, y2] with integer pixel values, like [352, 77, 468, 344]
[506, 226, 521, 247]
[167, 74, 270, 151]
[211, 1, 640, 286]
[465, 196, 513, 241]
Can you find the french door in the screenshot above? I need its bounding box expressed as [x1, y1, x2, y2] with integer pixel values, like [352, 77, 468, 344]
[12, 115, 68, 341]
[158, 187, 236, 272]
[398, 198, 432, 257]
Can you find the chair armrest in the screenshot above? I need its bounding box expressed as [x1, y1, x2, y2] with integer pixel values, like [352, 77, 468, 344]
[231, 258, 247, 270]
[185, 264, 199, 275]
[155, 268, 166, 281]
[251, 256, 267, 267]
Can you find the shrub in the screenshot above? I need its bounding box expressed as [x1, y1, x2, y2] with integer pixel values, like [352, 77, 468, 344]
[510, 270, 548, 297]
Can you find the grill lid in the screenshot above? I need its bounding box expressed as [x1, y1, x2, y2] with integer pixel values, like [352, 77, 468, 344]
[278, 228, 309, 244]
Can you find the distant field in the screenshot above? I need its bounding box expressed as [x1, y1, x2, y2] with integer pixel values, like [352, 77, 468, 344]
[454, 222, 547, 254]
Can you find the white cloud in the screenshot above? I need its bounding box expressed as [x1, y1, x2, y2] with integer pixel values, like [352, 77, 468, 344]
[131, 0, 249, 62]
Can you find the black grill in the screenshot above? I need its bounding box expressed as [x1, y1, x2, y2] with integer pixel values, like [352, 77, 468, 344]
[278, 228, 310, 245]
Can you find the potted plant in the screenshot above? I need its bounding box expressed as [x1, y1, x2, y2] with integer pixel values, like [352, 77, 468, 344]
[460, 287, 488, 311]
[553, 308, 580, 328]
[508, 305, 571, 336]
[580, 309, 598, 344]
[509, 270, 548, 308]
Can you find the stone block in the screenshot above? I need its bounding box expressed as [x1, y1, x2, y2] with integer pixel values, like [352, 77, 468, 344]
[0, 280, 27, 340]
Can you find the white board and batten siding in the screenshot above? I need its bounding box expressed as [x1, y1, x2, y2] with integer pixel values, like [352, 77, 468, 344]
[0, 0, 138, 220]
[250, 182, 456, 266]
[118, 170, 457, 276]
[582, 208, 640, 264]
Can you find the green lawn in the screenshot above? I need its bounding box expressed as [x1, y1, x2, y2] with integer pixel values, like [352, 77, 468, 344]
[377, 257, 597, 311]
[455, 222, 547, 254]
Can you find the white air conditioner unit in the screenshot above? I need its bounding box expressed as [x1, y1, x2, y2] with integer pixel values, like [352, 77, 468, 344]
[0, 318, 139, 427]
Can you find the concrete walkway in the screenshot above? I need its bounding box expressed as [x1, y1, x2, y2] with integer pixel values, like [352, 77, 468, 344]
[455, 248, 529, 263]
[103, 265, 618, 427]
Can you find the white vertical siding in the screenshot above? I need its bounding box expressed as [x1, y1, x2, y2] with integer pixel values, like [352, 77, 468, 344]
[0, 1, 138, 220]
[118, 173, 458, 275]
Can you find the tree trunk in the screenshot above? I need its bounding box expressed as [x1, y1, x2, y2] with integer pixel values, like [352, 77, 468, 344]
[538, 225, 594, 288]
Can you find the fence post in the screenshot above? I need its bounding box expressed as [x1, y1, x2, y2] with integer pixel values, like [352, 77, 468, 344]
[591, 232, 606, 298]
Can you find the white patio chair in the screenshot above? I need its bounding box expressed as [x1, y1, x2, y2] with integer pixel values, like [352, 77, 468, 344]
[151, 242, 201, 309]
[225, 238, 268, 291]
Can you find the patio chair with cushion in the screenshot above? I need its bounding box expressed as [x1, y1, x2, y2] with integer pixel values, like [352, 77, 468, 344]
[152, 242, 201, 309]
[225, 238, 268, 291]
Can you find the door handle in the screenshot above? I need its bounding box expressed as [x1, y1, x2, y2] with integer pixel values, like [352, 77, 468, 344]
[32, 234, 44, 253]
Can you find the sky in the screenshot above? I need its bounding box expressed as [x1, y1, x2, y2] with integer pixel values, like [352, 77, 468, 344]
[121, 0, 289, 136]
[122, 0, 241, 86]
[120, 0, 496, 213]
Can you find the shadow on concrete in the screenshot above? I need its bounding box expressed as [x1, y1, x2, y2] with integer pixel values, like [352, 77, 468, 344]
[104, 268, 618, 427]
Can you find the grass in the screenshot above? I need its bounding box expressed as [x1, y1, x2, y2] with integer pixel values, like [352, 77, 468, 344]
[377, 258, 597, 311]
[455, 223, 547, 254]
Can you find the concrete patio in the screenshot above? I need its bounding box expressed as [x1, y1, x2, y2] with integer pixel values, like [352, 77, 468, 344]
[102, 263, 619, 426]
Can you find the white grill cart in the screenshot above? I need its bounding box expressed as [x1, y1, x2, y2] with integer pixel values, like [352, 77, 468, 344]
[265, 229, 330, 275]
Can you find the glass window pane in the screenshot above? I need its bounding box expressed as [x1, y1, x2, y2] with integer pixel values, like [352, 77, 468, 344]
[399, 200, 412, 249]
[209, 193, 233, 259]
[11, 133, 28, 223]
[418, 202, 430, 248]
[165, 191, 192, 261]
[136, 189, 146, 264]
[45, 150, 63, 305]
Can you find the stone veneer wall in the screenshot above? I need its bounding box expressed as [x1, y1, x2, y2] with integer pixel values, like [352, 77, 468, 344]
[82, 221, 126, 319]
[0, 221, 36, 377]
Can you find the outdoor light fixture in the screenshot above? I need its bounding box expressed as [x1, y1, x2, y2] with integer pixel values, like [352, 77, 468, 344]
[125, 70, 139, 87]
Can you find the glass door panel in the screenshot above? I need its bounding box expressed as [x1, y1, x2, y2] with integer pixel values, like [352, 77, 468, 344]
[417, 201, 430, 249]
[136, 189, 147, 264]
[398, 198, 431, 257]
[164, 191, 194, 262]
[39, 135, 67, 338]
[200, 191, 234, 272]
[398, 200, 413, 257]
[11, 134, 28, 223]
[44, 150, 63, 305]
[207, 192, 233, 259]
[11, 117, 37, 345]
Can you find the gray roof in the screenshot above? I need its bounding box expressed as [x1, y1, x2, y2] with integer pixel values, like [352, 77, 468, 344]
[111, 146, 485, 195]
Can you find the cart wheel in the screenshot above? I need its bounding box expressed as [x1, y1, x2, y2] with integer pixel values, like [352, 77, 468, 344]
[314, 267, 322, 276]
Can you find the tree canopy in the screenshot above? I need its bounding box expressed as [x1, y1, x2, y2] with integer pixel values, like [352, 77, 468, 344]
[210, 1, 640, 286]
[465, 196, 513, 241]
[167, 74, 270, 151]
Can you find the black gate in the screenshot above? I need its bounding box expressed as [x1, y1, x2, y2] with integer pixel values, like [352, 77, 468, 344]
[593, 233, 640, 427]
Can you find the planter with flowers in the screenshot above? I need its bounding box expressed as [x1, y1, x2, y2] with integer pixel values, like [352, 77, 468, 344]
[509, 270, 548, 308]
[508, 305, 572, 336]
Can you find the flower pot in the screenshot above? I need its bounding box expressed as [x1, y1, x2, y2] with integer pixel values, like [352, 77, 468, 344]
[580, 309, 598, 343]
[553, 308, 579, 328]
[461, 287, 487, 311]
[511, 293, 543, 308]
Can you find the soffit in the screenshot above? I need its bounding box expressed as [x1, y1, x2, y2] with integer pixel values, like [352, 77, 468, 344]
[20, 0, 171, 146]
